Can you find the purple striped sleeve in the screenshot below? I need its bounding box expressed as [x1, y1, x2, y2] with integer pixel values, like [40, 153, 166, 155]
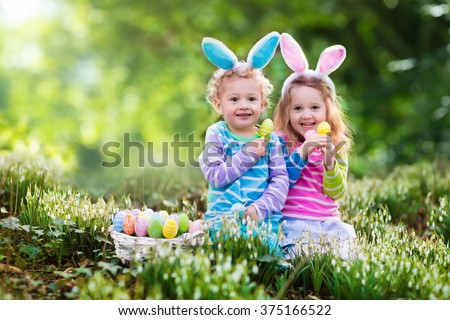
[199, 129, 260, 188]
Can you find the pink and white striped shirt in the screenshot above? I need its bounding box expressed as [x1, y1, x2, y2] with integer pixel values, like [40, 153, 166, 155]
[278, 131, 348, 220]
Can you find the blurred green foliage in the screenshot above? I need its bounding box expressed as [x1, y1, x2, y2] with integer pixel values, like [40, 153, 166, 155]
[0, 0, 449, 191]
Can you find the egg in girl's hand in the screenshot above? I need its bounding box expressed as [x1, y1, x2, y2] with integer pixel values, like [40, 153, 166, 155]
[178, 214, 189, 234]
[317, 121, 331, 135]
[147, 218, 163, 238]
[304, 130, 316, 140]
[113, 210, 126, 232]
[122, 213, 137, 235]
[135, 213, 149, 237]
[162, 219, 178, 238]
[188, 219, 203, 233]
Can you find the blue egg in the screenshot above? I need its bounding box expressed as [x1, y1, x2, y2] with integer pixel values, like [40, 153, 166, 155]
[113, 210, 126, 232]
[144, 208, 154, 214]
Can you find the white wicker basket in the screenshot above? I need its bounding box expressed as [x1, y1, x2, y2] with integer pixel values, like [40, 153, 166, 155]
[108, 226, 204, 262]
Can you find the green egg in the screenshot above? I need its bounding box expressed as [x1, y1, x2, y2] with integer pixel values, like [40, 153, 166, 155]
[178, 213, 189, 234]
[147, 219, 163, 238]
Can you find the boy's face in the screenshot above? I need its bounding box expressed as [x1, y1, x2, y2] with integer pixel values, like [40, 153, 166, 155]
[214, 75, 265, 137]
[288, 85, 327, 138]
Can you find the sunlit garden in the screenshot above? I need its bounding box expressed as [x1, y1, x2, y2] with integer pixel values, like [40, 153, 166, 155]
[0, 0, 449, 301]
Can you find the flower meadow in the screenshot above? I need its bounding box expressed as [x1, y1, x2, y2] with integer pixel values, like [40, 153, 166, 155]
[0, 153, 449, 300]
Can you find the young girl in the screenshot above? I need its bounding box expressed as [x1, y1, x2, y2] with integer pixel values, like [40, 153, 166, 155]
[273, 33, 356, 257]
[198, 32, 288, 245]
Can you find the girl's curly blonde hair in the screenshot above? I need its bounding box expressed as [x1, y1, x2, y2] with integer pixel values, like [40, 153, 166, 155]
[205, 63, 273, 113]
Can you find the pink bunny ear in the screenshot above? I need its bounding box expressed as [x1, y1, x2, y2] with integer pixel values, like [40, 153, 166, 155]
[280, 33, 308, 73]
[316, 45, 346, 75]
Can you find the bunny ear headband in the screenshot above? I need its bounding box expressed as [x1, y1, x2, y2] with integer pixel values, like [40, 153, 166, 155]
[202, 31, 280, 70]
[280, 32, 346, 99]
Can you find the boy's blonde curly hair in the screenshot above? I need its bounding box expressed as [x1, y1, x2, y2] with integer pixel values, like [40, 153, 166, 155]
[205, 63, 273, 113]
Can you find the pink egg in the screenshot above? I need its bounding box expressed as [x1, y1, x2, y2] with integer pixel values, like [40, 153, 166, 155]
[304, 130, 316, 140]
[188, 219, 203, 233]
[135, 215, 149, 237]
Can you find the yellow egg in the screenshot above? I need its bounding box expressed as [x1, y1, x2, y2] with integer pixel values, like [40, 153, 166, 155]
[162, 219, 178, 239]
[257, 119, 273, 139]
[317, 121, 331, 135]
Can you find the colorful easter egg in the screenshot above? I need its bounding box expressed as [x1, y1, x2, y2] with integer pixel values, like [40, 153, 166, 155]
[159, 210, 169, 220]
[178, 214, 189, 234]
[135, 213, 149, 237]
[168, 213, 179, 225]
[130, 209, 141, 217]
[317, 121, 331, 135]
[147, 219, 163, 238]
[256, 119, 274, 139]
[188, 219, 203, 233]
[122, 213, 136, 235]
[149, 212, 163, 223]
[230, 203, 246, 218]
[144, 208, 154, 215]
[162, 219, 178, 239]
[113, 210, 126, 232]
[304, 130, 316, 140]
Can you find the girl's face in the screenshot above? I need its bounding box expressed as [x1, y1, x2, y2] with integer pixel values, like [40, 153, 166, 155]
[214, 75, 265, 137]
[288, 85, 327, 139]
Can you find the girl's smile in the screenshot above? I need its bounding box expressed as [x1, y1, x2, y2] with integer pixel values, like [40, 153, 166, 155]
[288, 85, 327, 138]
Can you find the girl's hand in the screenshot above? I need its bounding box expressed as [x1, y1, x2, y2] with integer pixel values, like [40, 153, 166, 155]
[242, 205, 260, 222]
[297, 134, 336, 170]
[297, 133, 327, 159]
[322, 135, 336, 171]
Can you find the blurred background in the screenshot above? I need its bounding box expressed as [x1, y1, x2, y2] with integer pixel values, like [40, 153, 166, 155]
[0, 0, 449, 202]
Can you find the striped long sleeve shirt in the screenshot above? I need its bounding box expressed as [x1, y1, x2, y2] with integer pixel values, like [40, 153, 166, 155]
[277, 131, 348, 220]
[199, 121, 289, 225]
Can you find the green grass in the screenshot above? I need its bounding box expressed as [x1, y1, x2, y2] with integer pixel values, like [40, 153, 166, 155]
[0, 154, 449, 300]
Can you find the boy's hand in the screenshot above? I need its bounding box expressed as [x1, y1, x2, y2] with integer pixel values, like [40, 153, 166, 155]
[242, 205, 260, 222]
[249, 138, 266, 157]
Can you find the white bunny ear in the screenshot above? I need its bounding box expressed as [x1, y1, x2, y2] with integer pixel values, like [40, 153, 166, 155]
[316, 45, 346, 75]
[280, 33, 308, 73]
[202, 37, 238, 70]
[247, 31, 280, 69]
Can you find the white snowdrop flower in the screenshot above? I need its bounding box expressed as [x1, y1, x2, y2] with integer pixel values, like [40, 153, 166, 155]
[193, 288, 201, 300]
[252, 265, 259, 274]
[331, 259, 337, 266]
